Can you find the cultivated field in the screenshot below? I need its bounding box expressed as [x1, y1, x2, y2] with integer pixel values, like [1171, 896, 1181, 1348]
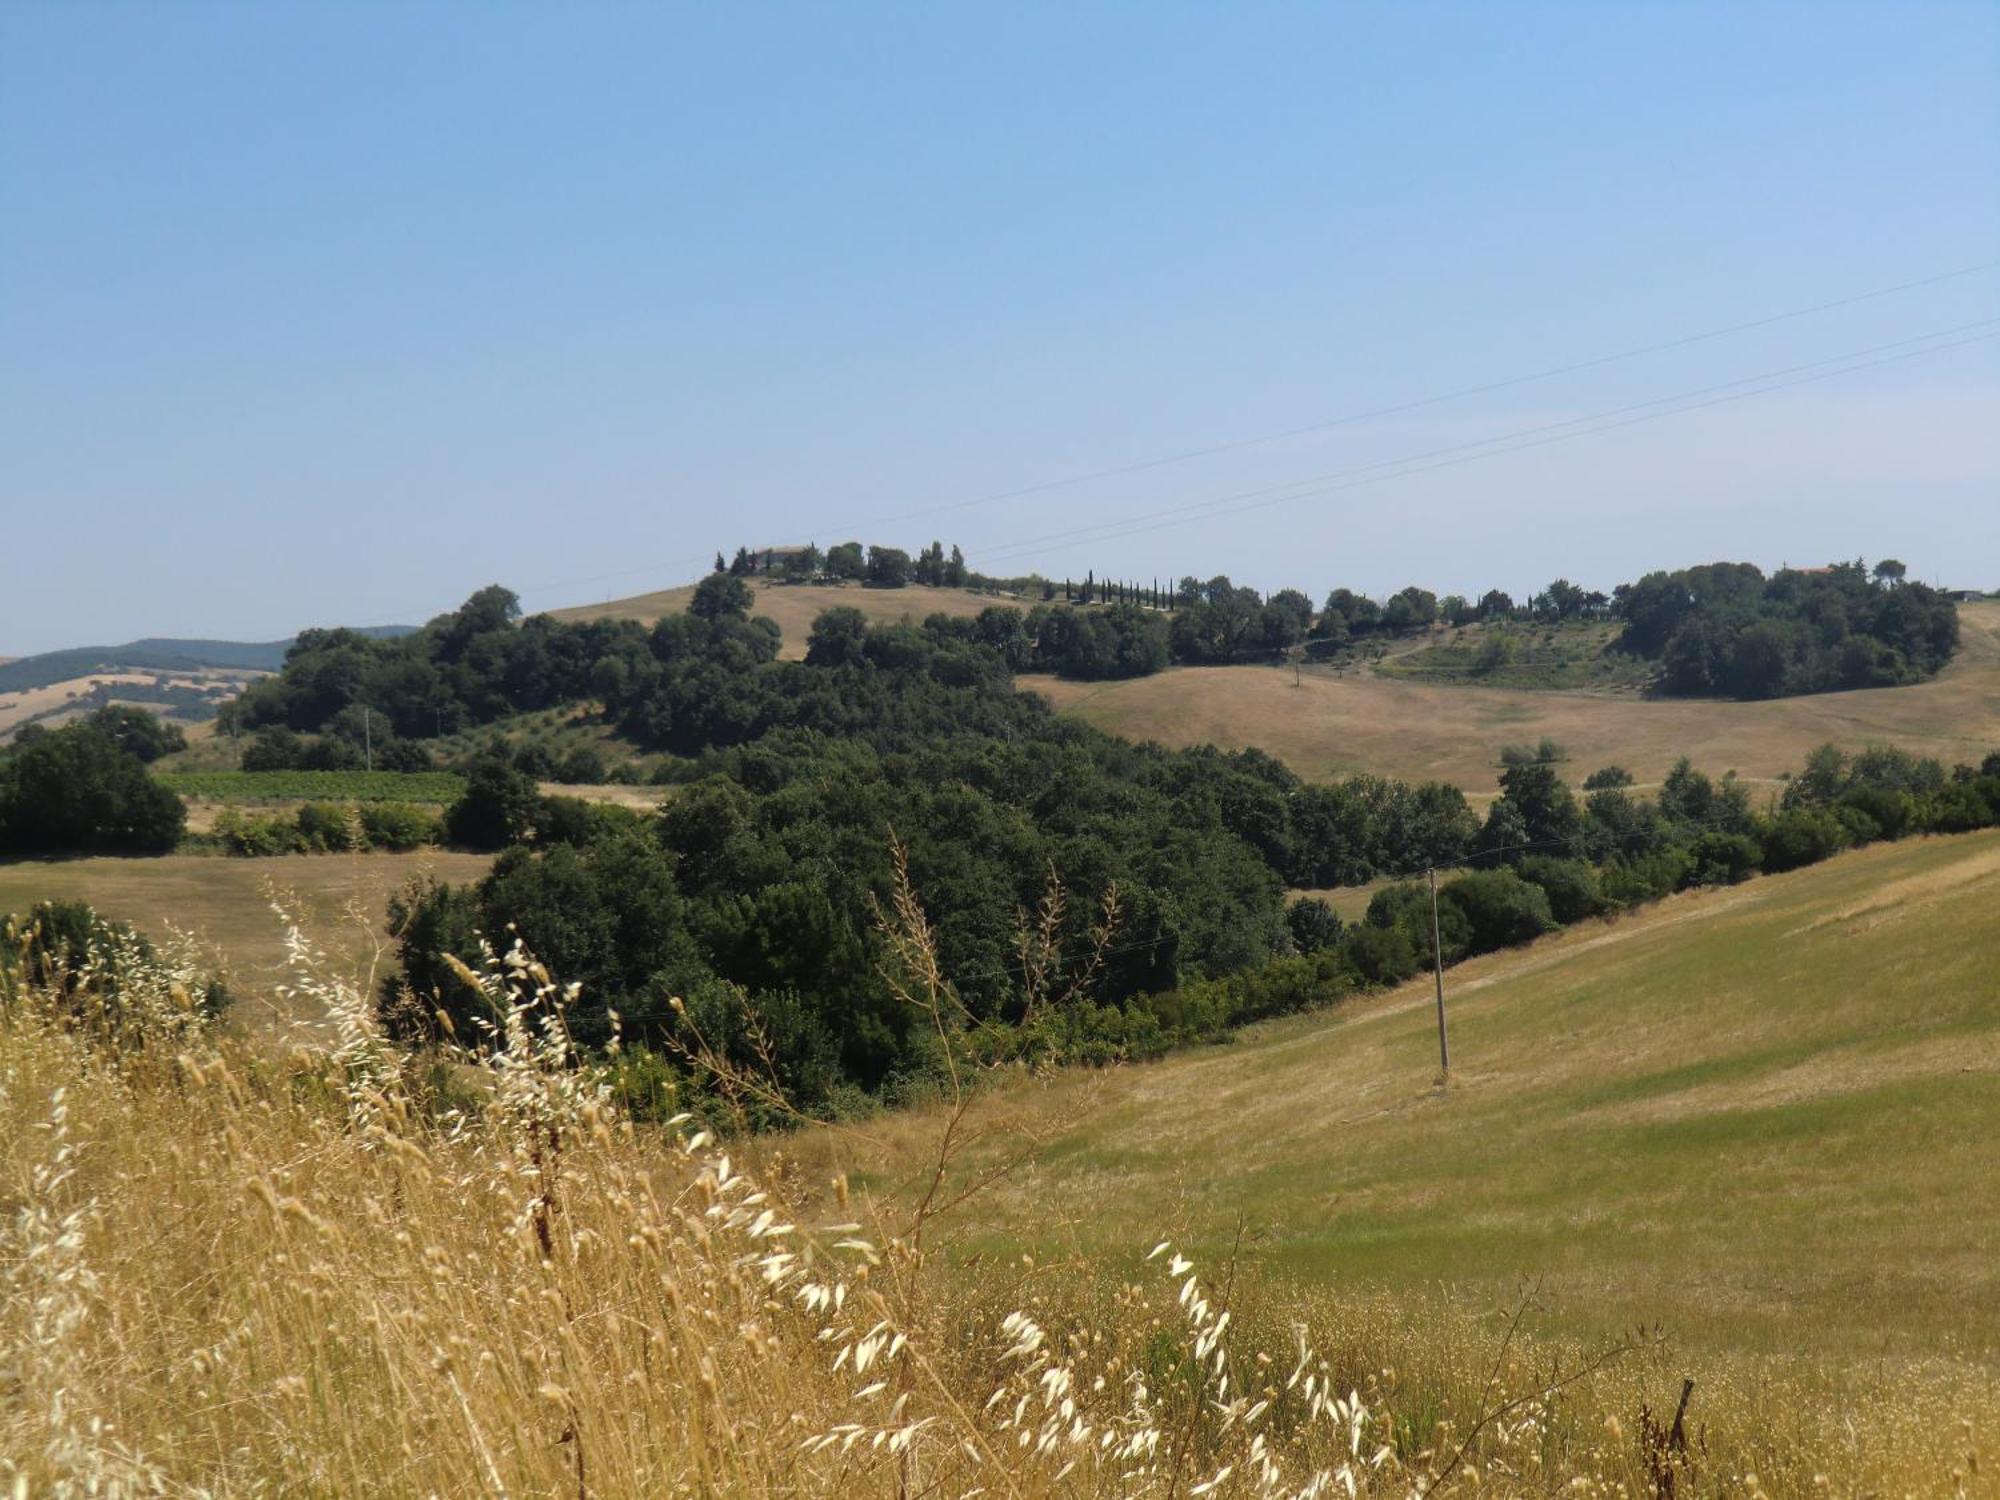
[0, 849, 492, 1015]
[1028, 601, 2000, 791]
[551, 578, 1019, 658]
[820, 829, 2000, 1367]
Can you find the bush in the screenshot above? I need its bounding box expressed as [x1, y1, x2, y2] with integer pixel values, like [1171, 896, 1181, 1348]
[1513, 855, 1608, 923]
[359, 801, 443, 851]
[1439, 870, 1557, 954]
[1338, 923, 1417, 986]
[213, 809, 303, 856]
[1598, 847, 1692, 907]
[1838, 785, 1914, 842]
[1685, 831, 1761, 887]
[1365, 881, 1471, 966]
[1286, 897, 1342, 954]
[555, 746, 610, 784]
[1923, 780, 2000, 835]
[295, 802, 358, 852]
[1759, 810, 1850, 873]
[376, 738, 435, 773]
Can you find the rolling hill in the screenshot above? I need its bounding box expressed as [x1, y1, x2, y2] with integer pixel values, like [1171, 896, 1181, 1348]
[1027, 599, 2000, 792]
[822, 827, 2000, 1363]
[550, 578, 1022, 658]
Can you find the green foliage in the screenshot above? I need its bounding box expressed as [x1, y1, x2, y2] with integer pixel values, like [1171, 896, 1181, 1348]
[0, 723, 186, 856]
[1619, 559, 1959, 698]
[158, 770, 465, 804]
[1286, 897, 1341, 953]
[1513, 855, 1608, 924]
[1440, 869, 1558, 952]
[358, 801, 445, 851]
[690, 573, 755, 619]
[1759, 809, 1850, 873]
[87, 705, 186, 763]
[444, 757, 546, 851]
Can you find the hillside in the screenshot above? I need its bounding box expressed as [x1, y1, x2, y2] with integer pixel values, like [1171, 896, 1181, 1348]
[824, 828, 2000, 1363]
[550, 578, 1020, 658]
[1028, 599, 2000, 792]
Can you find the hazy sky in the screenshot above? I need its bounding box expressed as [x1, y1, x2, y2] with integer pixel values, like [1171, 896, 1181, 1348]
[3, 2, 1996, 654]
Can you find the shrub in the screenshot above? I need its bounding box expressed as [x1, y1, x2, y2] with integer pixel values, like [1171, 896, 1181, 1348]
[1439, 869, 1557, 954]
[1514, 855, 1608, 923]
[214, 809, 302, 856]
[295, 802, 357, 852]
[1365, 881, 1470, 966]
[1685, 831, 1761, 887]
[1838, 785, 1915, 842]
[1338, 923, 1417, 985]
[1759, 809, 1850, 873]
[1286, 897, 1342, 954]
[555, 746, 609, 784]
[359, 801, 443, 851]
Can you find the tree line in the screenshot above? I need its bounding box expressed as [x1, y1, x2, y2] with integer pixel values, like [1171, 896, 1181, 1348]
[369, 581, 2000, 1117]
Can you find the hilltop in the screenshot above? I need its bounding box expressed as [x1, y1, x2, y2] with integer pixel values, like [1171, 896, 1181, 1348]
[550, 577, 1021, 658]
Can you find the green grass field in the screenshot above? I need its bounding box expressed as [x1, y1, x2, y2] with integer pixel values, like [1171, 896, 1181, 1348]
[157, 768, 467, 803]
[817, 829, 2000, 1365]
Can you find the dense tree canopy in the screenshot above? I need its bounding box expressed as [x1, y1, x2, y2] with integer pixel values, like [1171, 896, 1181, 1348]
[1616, 560, 1958, 698]
[0, 723, 186, 855]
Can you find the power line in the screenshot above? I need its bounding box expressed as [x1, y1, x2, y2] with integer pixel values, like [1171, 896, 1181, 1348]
[800, 258, 2000, 548]
[359, 256, 2000, 625]
[971, 317, 2000, 564]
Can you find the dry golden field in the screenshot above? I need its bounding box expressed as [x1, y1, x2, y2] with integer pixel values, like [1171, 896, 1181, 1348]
[4, 832, 1998, 1495]
[551, 578, 1019, 658]
[1027, 601, 2000, 792]
[0, 850, 492, 1014]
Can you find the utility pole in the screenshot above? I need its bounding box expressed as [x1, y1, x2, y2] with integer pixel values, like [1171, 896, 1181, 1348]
[363, 706, 373, 772]
[1427, 866, 1450, 1076]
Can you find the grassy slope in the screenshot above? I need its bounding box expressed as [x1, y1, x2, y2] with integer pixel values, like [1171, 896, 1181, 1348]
[549, 578, 1016, 659]
[824, 830, 2000, 1363]
[1028, 600, 2000, 792]
[0, 850, 493, 1014]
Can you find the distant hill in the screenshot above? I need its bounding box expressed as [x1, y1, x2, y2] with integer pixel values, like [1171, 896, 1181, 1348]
[0, 627, 414, 696]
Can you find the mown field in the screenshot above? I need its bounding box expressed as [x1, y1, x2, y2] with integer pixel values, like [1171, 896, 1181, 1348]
[551, 578, 1020, 658]
[814, 829, 2000, 1367]
[1029, 600, 2000, 792]
[0, 849, 493, 1014]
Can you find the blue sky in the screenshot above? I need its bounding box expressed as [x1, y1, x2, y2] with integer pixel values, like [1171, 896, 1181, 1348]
[2, 2, 1995, 653]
